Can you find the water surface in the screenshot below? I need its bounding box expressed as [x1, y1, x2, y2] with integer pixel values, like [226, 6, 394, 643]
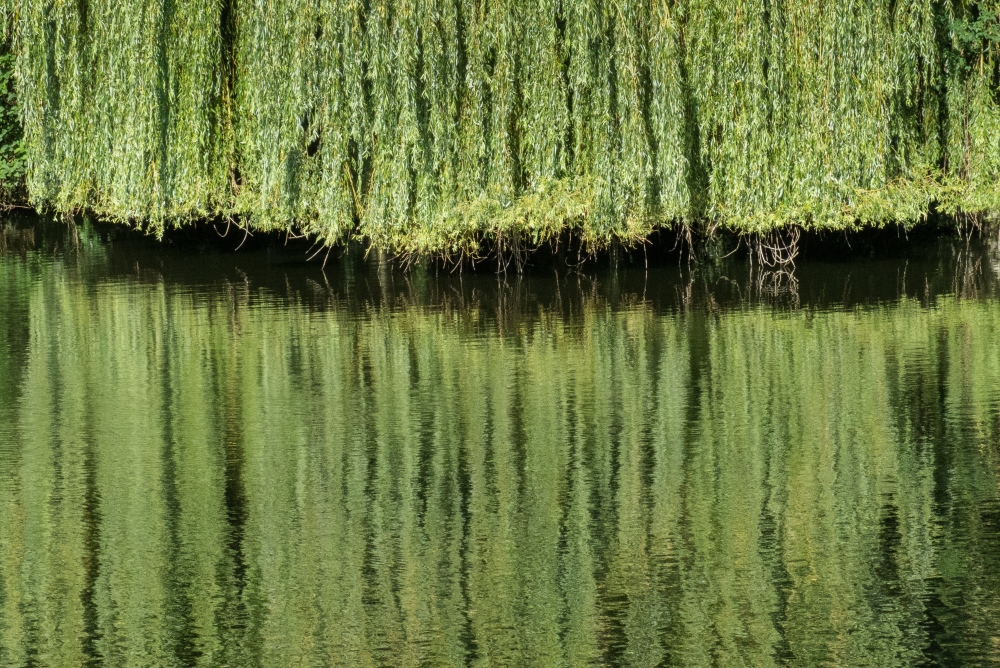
[1, 222, 999, 666]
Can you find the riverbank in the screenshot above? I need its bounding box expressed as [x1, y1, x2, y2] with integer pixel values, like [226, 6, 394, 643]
[4, 213, 998, 312]
[3, 207, 995, 274]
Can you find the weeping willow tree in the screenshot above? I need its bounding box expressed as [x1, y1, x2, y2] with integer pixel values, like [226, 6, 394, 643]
[3, 0, 1000, 253]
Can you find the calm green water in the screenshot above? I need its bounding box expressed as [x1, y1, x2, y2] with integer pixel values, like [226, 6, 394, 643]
[1, 222, 1000, 667]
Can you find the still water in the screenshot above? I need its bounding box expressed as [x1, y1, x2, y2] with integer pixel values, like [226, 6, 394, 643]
[1, 221, 999, 667]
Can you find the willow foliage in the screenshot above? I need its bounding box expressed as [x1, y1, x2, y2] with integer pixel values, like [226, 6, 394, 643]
[0, 46, 24, 199]
[4, 0, 1000, 251]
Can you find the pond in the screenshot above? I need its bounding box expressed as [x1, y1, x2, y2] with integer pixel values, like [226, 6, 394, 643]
[1, 222, 999, 666]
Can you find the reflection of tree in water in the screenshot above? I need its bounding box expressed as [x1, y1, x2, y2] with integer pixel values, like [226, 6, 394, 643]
[751, 267, 800, 309]
[0, 223, 34, 254]
[990, 235, 1000, 281]
[1, 255, 999, 665]
[950, 236, 1000, 301]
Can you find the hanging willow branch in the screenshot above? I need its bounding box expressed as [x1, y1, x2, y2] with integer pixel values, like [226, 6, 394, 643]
[4, 0, 1000, 253]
